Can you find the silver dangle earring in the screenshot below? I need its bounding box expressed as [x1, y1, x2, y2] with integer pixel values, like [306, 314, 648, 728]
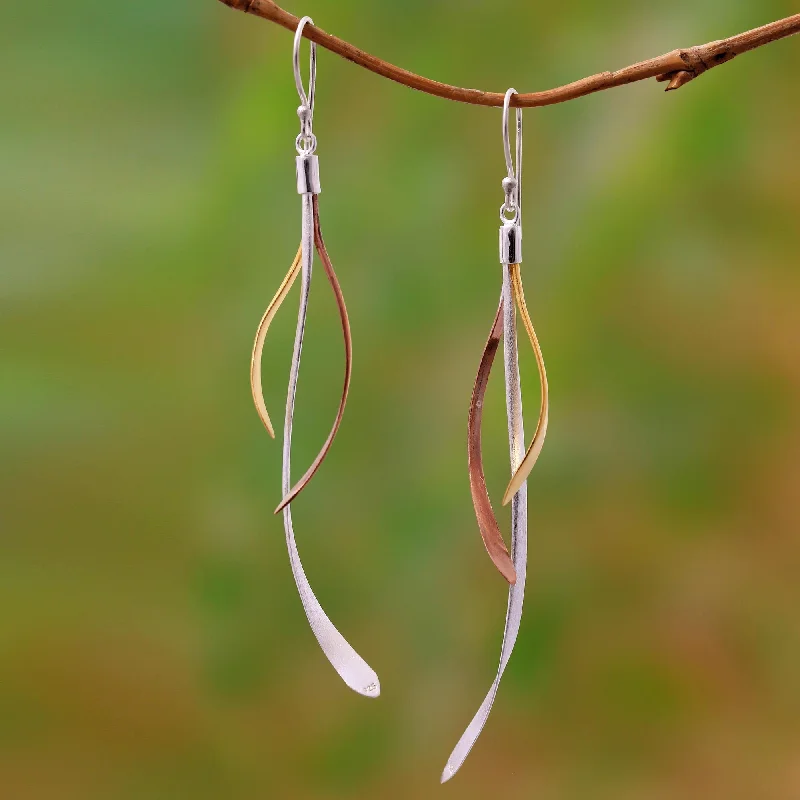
[249, 17, 379, 698]
[442, 89, 549, 781]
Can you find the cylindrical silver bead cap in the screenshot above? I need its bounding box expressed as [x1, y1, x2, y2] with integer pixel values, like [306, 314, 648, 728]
[499, 223, 522, 264]
[296, 155, 321, 195]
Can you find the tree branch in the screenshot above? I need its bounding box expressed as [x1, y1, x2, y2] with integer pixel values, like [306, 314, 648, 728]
[218, 1, 800, 107]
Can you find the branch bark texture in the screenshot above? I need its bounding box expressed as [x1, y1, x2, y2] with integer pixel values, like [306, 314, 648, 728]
[218, 1, 800, 107]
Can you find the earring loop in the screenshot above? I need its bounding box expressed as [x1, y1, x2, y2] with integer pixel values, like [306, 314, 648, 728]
[293, 17, 317, 122]
[500, 88, 522, 224]
[293, 17, 317, 155]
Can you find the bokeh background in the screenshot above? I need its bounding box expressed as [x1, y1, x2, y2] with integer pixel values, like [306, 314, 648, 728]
[3, 1, 800, 797]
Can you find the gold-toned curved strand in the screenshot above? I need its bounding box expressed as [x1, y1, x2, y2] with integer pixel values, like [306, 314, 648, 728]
[250, 245, 303, 438]
[502, 264, 549, 505]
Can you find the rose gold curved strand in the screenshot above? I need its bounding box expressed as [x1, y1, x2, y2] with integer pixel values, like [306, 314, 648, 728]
[502, 264, 549, 506]
[275, 196, 352, 513]
[468, 298, 517, 585]
[250, 245, 303, 438]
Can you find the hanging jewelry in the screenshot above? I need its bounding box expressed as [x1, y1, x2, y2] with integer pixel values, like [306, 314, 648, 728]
[249, 16, 380, 699]
[442, 89, 549, 781]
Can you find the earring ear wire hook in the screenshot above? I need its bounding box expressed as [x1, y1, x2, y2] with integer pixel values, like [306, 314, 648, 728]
[501, 88, 522, 223]
[293, 16, 316, 112]
[293, 16, 317, 154]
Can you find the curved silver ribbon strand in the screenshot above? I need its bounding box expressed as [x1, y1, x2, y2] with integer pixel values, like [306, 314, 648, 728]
[280, 182, 380, 698]
[442, 268, 527, 782]
[442, 88, 528, 781]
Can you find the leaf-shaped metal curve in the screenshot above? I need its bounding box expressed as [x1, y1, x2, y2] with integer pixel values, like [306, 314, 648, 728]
[467, 297, 516, 585]
[280, 193, 380, 697]
[275, 195, 352, 514]
[502, 263, 549, 506]
[250, 245, 303, 438]
[442, 263, 528, 782]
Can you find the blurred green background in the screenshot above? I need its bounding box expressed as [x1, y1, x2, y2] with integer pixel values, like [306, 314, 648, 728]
[2, 1, 800, 797]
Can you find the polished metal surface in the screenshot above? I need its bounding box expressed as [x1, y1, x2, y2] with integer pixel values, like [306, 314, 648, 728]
[499, 223, 522, 264]
[296, 154, 321, 194]
[499, 88, 522, 226]
[292, 19, 316, 116]
[293, 16, 318, 156]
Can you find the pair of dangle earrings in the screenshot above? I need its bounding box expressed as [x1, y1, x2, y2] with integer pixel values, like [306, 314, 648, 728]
[249, 18, 548, 783]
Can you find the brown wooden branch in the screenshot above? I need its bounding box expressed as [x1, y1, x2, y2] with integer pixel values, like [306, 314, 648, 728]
[218, 1, 800, 107]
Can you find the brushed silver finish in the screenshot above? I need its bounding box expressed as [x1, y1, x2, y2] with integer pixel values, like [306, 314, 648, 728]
[280, 193, 380, 698]
[442, 267, 528, 782]
[443, 87, 528, 783]
[502, 264, 550, 504]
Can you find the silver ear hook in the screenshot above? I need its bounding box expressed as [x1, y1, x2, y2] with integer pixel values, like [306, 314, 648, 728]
[500, 88, 522, 225]
[293, 16, 317, 155]
[499, 88, 523, 263]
